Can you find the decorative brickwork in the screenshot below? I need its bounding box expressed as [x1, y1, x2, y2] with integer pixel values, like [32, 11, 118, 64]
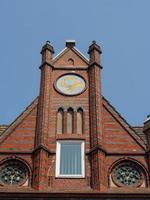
[0, 40, 149, 199]
[88, 41, 106, 190]
[32, 42, 54, 190]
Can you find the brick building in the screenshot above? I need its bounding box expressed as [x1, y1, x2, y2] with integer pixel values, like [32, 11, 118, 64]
[0, 40, 150, 199]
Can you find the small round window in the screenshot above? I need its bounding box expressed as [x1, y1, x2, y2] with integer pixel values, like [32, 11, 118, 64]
[0, 160, 28, 186]
[112, 162, 143, 187]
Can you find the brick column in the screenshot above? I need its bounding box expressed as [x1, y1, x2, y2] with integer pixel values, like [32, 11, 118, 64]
[144, 115, 150, 183]
[32, 41, 54, 190]
[88, 41, 106, 190]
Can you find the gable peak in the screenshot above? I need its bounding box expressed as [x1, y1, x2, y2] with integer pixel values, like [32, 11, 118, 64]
[53, 40, 89, 64]
[65, 39, 76, 48]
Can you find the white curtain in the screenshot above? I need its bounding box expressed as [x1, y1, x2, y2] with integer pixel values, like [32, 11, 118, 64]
[60, 143, 81, 175]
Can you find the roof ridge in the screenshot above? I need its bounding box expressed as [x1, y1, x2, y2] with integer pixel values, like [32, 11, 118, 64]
[52, 47, 89, 64]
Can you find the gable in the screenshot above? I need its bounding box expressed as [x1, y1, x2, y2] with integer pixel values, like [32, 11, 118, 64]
[102, 97, 146, 152]
[0, 98, 38, 152]
[53, 47, 88, 68]
[0, 95, 146, 153]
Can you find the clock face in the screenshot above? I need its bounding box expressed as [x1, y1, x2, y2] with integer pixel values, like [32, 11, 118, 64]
[0, 161, 28, 186]
[55, 74, 86, 95]
[112, 163, 142, 187]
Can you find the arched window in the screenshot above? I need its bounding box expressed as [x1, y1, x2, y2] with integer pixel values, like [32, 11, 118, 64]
[57, 108, 64, 134]
[109, 159, 148, 188]
[67, 108, 73, 134]
[77, 108, 83, 134]
[68, 58, 74, 66]
[0, 159, 30, 186]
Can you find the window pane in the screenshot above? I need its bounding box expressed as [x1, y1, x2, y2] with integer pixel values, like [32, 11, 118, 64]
[60, 143, 81, 175]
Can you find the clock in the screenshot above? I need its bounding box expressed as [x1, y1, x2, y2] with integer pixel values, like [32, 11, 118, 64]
[112, 162, 142, 187]
[0, 160, 28, 186]
[55, 74, 86, 96]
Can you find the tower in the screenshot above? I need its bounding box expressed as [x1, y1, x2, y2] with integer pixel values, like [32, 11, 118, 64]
[33, 40, 100, 190]
[88, 41, 106, 190]
[32, 41, 54, 190]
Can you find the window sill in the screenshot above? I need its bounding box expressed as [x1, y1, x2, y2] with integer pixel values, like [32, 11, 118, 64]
[55, 175, 85, 179]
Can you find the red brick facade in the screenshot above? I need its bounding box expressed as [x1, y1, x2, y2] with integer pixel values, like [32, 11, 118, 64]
[0, 40, 150, 199]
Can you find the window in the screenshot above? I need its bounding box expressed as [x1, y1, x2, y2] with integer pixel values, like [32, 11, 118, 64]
[0, 160, 29, 186]
[56, 140, 85, 178]
[68, 58, 74, 66]
[111, 161, 144, 187]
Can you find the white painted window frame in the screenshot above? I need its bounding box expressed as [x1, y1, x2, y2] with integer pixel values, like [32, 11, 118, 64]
[56, 140, 85, 178]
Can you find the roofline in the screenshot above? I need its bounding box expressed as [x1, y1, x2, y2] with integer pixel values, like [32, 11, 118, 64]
[53, 47, 67, 61]
[52, 47, 89, 64]
[73, 47, 89, 62]
[0, 97, 38, 144]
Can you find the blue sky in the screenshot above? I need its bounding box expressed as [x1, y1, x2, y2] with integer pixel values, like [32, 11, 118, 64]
[0, 0, 150, 125]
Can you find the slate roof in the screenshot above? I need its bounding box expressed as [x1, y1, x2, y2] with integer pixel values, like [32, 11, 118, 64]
[132, 126, 147, 145]
[0, 125, 8, 136]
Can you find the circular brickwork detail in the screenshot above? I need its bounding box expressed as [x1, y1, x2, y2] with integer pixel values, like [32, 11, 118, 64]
[0, 160, 28, 186]
[112, 162, 143, 187]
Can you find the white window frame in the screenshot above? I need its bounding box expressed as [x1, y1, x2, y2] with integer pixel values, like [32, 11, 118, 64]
[56, 140, 85, 178]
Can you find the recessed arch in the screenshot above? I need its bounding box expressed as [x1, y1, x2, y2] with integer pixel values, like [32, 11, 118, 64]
[57, 108, 64, 134]
[77, 108, 83, 134]
[67, 107, 74, 134]
[68, 58, 74, 66]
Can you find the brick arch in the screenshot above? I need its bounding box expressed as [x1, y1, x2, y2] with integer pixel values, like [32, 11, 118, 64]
[68, 58, 74, 65]
[0, 156, 32, 186]
[108, 157, 149, 188]
[67, 107, 74, 112]
[77, 107, 83, 112]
